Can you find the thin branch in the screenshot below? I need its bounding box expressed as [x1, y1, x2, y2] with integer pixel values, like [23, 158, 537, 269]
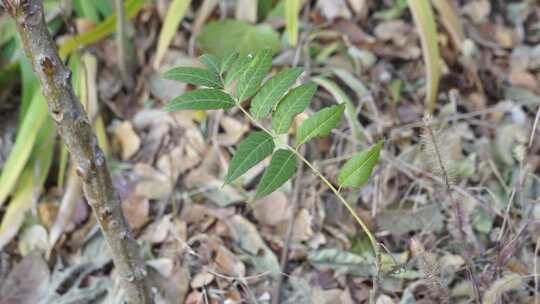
[271, 147, 305, 304]
[4, 1, 150, 302]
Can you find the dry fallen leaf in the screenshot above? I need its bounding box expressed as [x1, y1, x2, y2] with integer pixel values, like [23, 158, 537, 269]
[140, 214, 187, 244]
[213, 245, 246, 277]
[252, 191, 292, 227]
[292, 208, 314, 242]
[121, 195, 149, 230]
[0, 252, 49, 304]
[217, 116, 249, 146]
[227, 215, 280, 274]
[112, 120, 141, 160]
[190, 271, 215, 289]
[462, 0, 490, 24]
[134, 163, 172, 200]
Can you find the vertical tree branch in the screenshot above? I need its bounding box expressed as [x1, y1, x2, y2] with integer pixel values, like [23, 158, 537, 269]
[3, 1, 150, 302]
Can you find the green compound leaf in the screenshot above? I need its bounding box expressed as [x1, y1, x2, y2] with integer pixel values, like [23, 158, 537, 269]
[272, 82, 317, 134]
[236, 49, 273, 102]
[200, 54, 221, 77]
[255, 149, 297, 199]
[165, 89, 235, 111]
[226, 132, 275, 184]
[220, 52, 239, 74]
[338, 140, 384, 189]
[224, 54, 253, 87]
[250, 67, 303, 119]
[295, 104, 345, 147]
[164, 67, 222, 88]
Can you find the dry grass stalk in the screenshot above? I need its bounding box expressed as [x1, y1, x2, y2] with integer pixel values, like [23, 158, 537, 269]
[410, 238, 449, 304]
[483, 273, 523, 304]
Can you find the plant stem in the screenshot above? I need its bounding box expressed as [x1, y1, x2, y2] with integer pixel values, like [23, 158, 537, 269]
[236, 104, 379, 255]
[115, 0, 133, 88]
[3, 1, 150, 302]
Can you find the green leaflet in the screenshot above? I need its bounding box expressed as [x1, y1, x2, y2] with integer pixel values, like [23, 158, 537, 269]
[164, 67, 222, 88]
[338, 141, 383, 189]
[166, 89, 235, 111]
[200, 54, 221, 77]
[250, 67, 303, 119]
[272, 82, 317, 134]
[224, 54, 253, 87]
[236, 49, 272, 101]
[255, 149, 297, 199]
[313, 76, 363, 141]
[225, 132, 275, 184]
[221, 52, 239, 75]
[295, 104, 345, 147]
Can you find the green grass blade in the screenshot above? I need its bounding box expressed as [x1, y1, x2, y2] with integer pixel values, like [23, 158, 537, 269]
[74, 0, 101, 22]
[19, 57, 38, 120]
[0, 119, 54, 250]
[285, 0, 300, 46]
[407, 0, 441, 113]
[153, 0, 192, 68]
[0, 94, 48, 207]
[58, 0, 144, 59]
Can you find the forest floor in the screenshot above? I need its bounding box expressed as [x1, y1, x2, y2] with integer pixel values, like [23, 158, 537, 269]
[0, 0, 539, 303]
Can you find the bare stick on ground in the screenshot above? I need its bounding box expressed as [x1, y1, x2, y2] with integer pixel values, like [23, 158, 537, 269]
[3, 1, 150, 303]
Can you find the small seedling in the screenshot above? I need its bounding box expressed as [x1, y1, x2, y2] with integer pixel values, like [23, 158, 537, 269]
[163, 49, 383, 256]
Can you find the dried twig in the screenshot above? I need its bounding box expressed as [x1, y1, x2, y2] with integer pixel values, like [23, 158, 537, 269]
[271, 147, 305, 304]
[3, 1, 150, 302]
